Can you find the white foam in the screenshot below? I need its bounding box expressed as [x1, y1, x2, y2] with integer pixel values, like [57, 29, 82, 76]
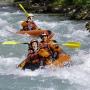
[2, 7, 10, 9]
[0, 12, 10, 16]
[35, 20, 59, 30]
[71, 30, 89, 41]
[0, 18, 17, 37]
[11, 11, 22, 15]
[0, 14, 90, 89]
[0, 49, 90, 86]
[0, 18, 9, 27]
[0, 11, 22, 16]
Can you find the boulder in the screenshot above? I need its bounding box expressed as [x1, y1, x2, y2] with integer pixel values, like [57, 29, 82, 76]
[85, 22, 90, 32]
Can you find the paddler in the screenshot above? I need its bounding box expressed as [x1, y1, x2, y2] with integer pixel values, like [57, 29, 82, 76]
[21, 40, 41, 70]
[28, 39, 50, 67]
[49, 40, 63, 60]
[39, 33, 64, 62]
[21, 14, 39, 31]
[38, 33, 53, 65]
[39, 33, 51, 53]
[19, 38, 50, 70]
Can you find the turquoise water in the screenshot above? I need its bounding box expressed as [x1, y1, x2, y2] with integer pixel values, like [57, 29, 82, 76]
[0, 6, 90, 90]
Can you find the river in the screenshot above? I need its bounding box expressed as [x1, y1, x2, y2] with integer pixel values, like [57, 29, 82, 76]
[0, 6, 90, 90]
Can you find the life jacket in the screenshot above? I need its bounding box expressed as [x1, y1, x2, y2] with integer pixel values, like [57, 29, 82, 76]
[21, 21, 29, 31]
[39, 41, 49, 49]
[21, 21, 28, 27]
[38, 49, 50, 58]
[48, 41, 63, 60]
[27, 48, 40, 64]
[27, 21, 37, 30]
[21, 20, 37, 31]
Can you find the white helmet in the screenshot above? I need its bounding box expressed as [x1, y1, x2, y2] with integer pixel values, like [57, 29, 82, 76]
[40, 33, 48, 39]
[41, 33, 48, 36]
[28, 13, 34, 17]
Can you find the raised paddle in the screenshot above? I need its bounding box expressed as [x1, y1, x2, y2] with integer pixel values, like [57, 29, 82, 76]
[0, 41, 81, 48]
[19, 3, 29, 17]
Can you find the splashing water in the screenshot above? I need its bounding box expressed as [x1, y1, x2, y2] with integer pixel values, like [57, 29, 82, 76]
[0, 7, 90, 90]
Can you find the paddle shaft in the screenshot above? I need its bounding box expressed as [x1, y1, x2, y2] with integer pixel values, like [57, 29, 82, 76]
[0, 40, 80, 48]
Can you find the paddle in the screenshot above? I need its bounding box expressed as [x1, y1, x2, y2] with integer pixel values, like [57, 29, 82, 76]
[19, 4, 41, 30]
[62, 42, 81, 48]
[19, 3, 30, 17]
[0, 41, 81, 48]
[0, 41, 22, 45]
[18, 59, 27, 69]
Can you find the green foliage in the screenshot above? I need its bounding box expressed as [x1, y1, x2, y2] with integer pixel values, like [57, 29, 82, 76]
[73, 0, 87, 6]
[64, 0, 74, 5]
[51, 0, 90, 6]
[14, 0, 24, 2]
[14, 0, 90, 7]
[50, 0, 65, 6]
[86, 0, 90, 7]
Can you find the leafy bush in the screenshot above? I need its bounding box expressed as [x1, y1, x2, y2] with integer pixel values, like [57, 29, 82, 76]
[73, 0, 87, 6]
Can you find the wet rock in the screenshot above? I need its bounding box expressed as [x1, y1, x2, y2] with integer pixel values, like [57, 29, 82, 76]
[68, 9, 76, 16]
[85, 22, 90, 32]
[46, 4, 64, 13]
[14, 1, 90, 20]
[68, 6, 90, 20]
[75, 10, 88, 20]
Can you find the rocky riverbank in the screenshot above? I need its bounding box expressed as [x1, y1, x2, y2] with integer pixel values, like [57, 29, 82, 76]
[85, 22, 90, 32]
[0, 0, 14, 6]
[1, 0, 90, 30]
[47, 5, 90, 20]
[14, 1, 90, 20]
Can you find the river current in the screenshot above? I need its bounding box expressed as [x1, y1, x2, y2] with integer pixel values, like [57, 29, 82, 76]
[0, 6, 90, 90]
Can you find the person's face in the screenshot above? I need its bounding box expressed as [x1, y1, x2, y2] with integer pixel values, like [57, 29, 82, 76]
[43, 35, 48, 41]
[27, 17, 32, 22]
[32, 42, 38, 50]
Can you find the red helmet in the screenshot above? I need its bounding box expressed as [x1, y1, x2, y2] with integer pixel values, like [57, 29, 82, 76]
[30, 40, 38, 45]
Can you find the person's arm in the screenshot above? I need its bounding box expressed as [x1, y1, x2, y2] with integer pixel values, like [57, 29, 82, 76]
[27, 50, 38, 59]
[32, 21, 41, 30]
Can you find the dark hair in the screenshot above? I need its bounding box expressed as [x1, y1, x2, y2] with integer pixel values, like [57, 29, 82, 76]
[47, 30, 52, 35]
[39, 34, 48, 39]
[52, 40, 57, 43]
[30, 40, 38, 47]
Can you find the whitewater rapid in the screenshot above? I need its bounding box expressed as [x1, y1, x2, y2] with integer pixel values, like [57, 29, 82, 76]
[0, 7, 90, 90]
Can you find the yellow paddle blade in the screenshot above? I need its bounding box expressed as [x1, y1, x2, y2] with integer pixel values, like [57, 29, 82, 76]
[19, 3, 29, 17]
[18, 60, 26, 69]
[1, 41, 21, 45]
[62, 42, 81, 48]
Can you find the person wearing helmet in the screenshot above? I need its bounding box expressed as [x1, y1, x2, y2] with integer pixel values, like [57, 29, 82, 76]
[27, 14, 38, 30]
[28, 39, 39, 51]
[19, 40, 41, 70]
[39, 33, 63, 63]
[21, 14, 39, 31]
[20, 21, 28, 31]
[39, 32, 54, 48]
[38, 33, 52, 66]
[40, 33, 48, 42]
[39, 33, 50, 51]
[49, 40, 63, 60]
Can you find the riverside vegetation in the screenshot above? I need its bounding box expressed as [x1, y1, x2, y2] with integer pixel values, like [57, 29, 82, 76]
[14, 0, 90, 31]
[14, 0, 90, 20]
